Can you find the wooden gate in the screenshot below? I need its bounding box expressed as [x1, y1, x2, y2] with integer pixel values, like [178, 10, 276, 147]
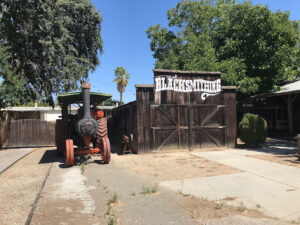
[150, 104, 225, 151]
[0, 119, 56, 148]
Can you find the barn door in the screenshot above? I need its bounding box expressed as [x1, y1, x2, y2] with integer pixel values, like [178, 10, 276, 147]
[150, 104, 189, 151]
[190, 105, 226, 149]
[150, 104, 226, 152]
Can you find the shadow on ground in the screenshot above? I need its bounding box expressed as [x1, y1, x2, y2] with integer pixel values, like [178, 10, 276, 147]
[39, 149, 64, 164]
[237, 138, 298, 155]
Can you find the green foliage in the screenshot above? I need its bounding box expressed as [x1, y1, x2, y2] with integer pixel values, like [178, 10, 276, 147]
[239, 113, 267, 146]
[237, 201, 247, 212]
[0, 0, 103, 106]
[146, 0, 300, 100]
[107, 217, 116, 225]
[140, 183, 159, 194]
[214, 2, 299, 93]
[0, 45, 30, 108]
[107, 193, 118, 205]
[113, 66, 130, 105]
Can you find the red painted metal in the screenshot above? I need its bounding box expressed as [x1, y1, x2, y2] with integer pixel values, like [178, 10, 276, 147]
[75, 147, 100, 156]
[65, 139, 74, 167]
[83, 136, 91, 149]
[99, 136, 111, 164]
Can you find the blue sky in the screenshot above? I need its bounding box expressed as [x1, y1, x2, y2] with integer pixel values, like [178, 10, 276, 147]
[90, 0, 300, 103]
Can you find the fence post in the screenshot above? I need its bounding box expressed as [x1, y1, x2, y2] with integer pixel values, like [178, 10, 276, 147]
[222, 86, 237, 148]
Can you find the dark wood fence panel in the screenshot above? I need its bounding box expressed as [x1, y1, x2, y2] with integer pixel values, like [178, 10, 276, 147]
[0, 119, 55, 148]
[136, 86, 154, 153]
[223, 88, 237, 147]
[109, 101, 137, 153]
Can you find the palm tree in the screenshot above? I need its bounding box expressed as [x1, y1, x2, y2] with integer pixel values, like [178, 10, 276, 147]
[113, 66, 130, 105]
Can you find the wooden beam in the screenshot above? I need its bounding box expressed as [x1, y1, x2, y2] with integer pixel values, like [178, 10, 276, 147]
[288, 95, 294, 134]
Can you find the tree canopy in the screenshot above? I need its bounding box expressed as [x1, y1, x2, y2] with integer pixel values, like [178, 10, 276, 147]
[0, 0, 103, 106]
[0, 45, 28, 108]
[146, 0, 300, 100]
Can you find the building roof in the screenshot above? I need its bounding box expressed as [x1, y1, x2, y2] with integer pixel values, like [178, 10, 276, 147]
[262, 79, 300, 98]
[0, 105, 116, 112]
[135, 84, 154, 88]
[57, 92, 112, 105]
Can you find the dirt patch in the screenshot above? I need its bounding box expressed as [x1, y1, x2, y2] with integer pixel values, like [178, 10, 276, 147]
[179, 194, 266, 220]
[250, 153, 300, 168]
[85, 154, 286, 225]
[111, 152, 241, 182]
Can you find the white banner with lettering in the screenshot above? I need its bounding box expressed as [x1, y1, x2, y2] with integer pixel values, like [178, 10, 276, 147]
[155, 76, 221, 100]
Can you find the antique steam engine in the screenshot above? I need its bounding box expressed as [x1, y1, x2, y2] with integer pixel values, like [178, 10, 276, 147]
[56, 83, 111, 167]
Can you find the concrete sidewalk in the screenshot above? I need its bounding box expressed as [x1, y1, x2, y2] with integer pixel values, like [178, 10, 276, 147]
[160, 148, 300, 221]
[0, 148, 37, 174]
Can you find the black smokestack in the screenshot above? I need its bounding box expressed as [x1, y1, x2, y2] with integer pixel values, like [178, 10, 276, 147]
[82, 83, 91, 118]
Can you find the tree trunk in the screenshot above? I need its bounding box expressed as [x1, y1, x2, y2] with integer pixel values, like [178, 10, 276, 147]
[120, 92, 123, 106]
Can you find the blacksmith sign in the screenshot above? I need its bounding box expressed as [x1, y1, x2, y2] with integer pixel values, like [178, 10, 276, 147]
[153, 69, 223, 105]
[155, 76, 221, 100]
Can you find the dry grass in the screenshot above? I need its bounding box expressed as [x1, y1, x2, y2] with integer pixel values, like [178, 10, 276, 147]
[140, 183, 159, 194]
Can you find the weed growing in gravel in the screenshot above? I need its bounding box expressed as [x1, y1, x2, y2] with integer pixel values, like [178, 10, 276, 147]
[141, 183, 159, 194]
[106, 205, 112, 215]
[102, 185, 110, 193]
[290, 217, 300, 224]
[215, 200, 225, 210]
[237, 201, 247, 212]
[178, 190, 190, 197]
[201, 197, 208, 201]
[107, 193, 118, 205]
[77, 155, 90, 174]
[107, 217, 116, 225]
[80, 163, 85, 174]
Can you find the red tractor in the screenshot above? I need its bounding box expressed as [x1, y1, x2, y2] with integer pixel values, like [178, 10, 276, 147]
[56, 83, 112, 167]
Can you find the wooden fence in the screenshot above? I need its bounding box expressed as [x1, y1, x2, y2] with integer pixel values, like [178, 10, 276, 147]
[0, 119, 56, 148]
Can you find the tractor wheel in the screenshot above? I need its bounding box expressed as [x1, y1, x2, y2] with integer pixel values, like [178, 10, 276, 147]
[98, 117, 108, 138]
[96, 117, 110, 163]
[100, 136, 111, 164]
[65, 139, 74, 167]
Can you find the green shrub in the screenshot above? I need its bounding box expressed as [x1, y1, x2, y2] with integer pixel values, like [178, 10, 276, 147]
[239, 113, 267, 146]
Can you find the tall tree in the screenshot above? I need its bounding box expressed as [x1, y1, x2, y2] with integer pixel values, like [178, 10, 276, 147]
[147, 0, 300, 100]
[113, 67, 130, 106]
[0, 0, 103, 106]
[0, 45, 29, 109]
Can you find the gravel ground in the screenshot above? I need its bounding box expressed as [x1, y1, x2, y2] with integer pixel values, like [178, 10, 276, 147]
[85, 158, 197, 225]
[0, 148, 294, 225]
[84, 154, 291, 225]
[0, 148, 53, 225]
